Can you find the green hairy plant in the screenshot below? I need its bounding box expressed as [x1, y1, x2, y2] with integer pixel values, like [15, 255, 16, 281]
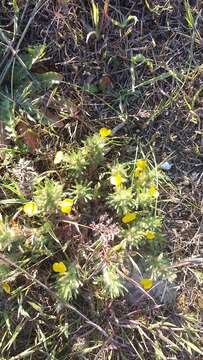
[0, 130, 168, 303]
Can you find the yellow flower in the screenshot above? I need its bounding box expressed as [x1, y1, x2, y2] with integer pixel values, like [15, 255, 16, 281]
[148, 184, 159, 198]
[2, 282, 11, 294]
[99, 127, 112, 139]
[54, 150, 64, 165]
[122, 212, 136, 224]
[110, 174, 125, 187]
[52, 261, 67, 273]
[59, 198, 74, 214]
[134, 167, 143, 177]
[145, 230, 156, 240]
[134, 159, 148, 177]
[136, 159, 148, 170]
[140, 278, 153, 290]
[23, 201, 38, 217]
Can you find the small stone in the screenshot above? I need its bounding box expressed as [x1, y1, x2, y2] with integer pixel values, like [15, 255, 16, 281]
[160, 161, 173, 171]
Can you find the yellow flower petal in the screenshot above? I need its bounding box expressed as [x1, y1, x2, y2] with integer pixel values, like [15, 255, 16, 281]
[59, 198, 74, 214]
[23, 202, 38, 217]
[122, 212, 136, 224]
[136, 159, 148, 170]
[134, 167, 143, 177]
[62, 199, 74, 206]
[61, 205, 72, 214]
[2, 282, 11, 294]
[52, 261, 67, 273]
[145, 230, 156, 240]
[140, 278, 153, 290]
[148, 184, 159, 198]
[99, 127, 112, 139]
[54, 151, 64, 165]
[110, 174, 125, 187]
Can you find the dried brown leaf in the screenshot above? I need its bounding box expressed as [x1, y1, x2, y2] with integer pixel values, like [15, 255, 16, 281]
[16, 122, 40, 151]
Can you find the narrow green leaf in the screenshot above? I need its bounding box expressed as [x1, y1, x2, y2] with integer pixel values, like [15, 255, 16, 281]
[0, 95, 14, 133]
[92, 0, 99, 27]
[184, 0, 194, 28]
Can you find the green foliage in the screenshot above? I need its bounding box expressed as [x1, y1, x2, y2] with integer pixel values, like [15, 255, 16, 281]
[0, 263, 10, 279]
[62, 133, 108, 177]
[0, 133, 165, 303]
[25, 223, 53, 256]
[184, 0, 194, 28]
[102, 264, 126, 298]
[122, 224, 144, 247]
[70, 180, 94, 202]
[108, 186, 135, 213]
[11, 45, 46, 87]
[0, 95, 15, 136]
[83, 133, 107, 165]
[131, 53, 154, 71]
[145, 253, 173, 279]
[111, 15, 138, 29]
[0, 43, 62, 139]
[34, 179, 64, 213]
[64, 149, 88, 176]
[91, 0, 100, 28]
[26, 45, 46, 68]
[32, 72, 62, 93]
[110, 162, 128, 182]
[0, 216, 23, 252]
[122, 215, 162, 247]
[55, 263, 82, 301]
[12, 0, 19, 13]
